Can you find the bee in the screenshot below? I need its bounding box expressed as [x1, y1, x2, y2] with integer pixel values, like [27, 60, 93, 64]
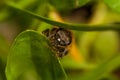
[42, 28, 72, 57]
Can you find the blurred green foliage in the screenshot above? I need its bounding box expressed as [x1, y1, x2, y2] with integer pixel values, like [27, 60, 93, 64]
[0, 0, 120, 80]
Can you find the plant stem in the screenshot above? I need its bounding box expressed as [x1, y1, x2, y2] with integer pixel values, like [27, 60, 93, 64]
[6, 1, 120, 31]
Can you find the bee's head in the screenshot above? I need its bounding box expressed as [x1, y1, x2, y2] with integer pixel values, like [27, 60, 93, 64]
[55, 28, 72, 46]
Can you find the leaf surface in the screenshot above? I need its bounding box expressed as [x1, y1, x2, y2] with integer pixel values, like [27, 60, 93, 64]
[6, 30, 67, 80]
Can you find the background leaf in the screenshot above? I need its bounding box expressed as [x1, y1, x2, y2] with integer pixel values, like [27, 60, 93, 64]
[0, 58, 7, 80]
[6, 30, 67, 80]
[93, 31, 119, 63]
[49, 0, 76, 12]
[103, 0, 120, 13]
[77, 0, 90, 7]
[0, 34, 9, 80]
[80, 53, 120, 80]
[0, 34, 9, 61]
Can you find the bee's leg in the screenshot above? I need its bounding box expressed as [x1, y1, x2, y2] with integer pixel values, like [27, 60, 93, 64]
[58, 48, 68, 58]
[48, 28, 58, 39]
[62, 48, 68, 56]
[48, 34, 55, 39]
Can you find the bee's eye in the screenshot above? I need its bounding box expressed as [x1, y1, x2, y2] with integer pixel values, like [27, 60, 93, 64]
[55, 29, 71, 46]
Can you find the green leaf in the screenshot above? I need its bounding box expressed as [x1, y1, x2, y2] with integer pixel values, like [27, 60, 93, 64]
[0, 9, 10, 22]
[49, 0, 76, 12]
[6, 1, 120, 31]
[79, 31, 119, 63]
[0, 34, 9, 60]
[30, 0, 49, 29]
[49, 0, 91, 11]
[6, 30, 67, 80]
[0, 34, 8, 80]
[94, 31, 119, 63]
[37, 22, 53, 32]
[80, 53, 120, 80]
[11, 0, 36, 8]
[79, 32, 99, 61]
[0, 58, 6, 80]
[103, 0, 120, 13]
[77, 0, 90, 7]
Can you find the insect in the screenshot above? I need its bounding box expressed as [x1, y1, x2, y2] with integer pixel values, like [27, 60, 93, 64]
[42, 28, 72, 57]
